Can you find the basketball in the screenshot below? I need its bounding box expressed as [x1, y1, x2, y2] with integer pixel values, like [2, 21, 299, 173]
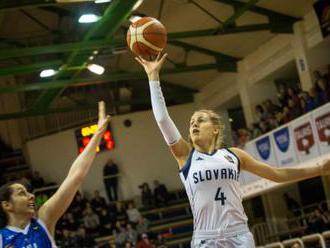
[127, 17, 167, 59]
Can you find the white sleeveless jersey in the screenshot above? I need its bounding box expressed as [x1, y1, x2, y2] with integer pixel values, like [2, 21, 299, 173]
[179, 148, 248, 232]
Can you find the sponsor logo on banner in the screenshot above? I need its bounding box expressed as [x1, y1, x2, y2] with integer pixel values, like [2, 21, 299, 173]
[274, 127, 290, 152]
[315, 112, 330, 145]
[256, 136, 271, 160]
[294, 122, 315, 154]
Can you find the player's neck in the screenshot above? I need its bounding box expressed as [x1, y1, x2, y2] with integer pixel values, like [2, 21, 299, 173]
[194, 139, 217, 154]
[8, 214, 31, 229]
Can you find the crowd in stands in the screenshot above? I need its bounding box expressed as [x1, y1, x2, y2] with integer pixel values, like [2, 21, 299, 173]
[233, 67, 330, 147]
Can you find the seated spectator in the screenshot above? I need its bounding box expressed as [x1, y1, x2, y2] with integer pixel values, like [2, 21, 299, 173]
[31, 171, 45, 189]
[237, 128, 251, 147]
[255, 104, 269, 122]
[136, 216, 150, 235]
[75, 227, 97, 248]
[125, 241, 134, 248]
[139, 183, 153, 209]
[83, 207, 100, 234]
[300, 91, 315, 113]
[71, 192, 88, 218]
[307, 208, 328, 233]
[288, 99, 302, 120]
[99, 208, 113, 236]
[57, 229, 76, 247]
[251, 123, 262, 139]
[277, 83, 288, 107]
[282, 106, 291, 123]
[67, 212, 79, 231]
[126, 201, 142, 224]
[114, 225, 128, 247]
[264, 99, 281, 115]
[259, 121, 271, 134]
[126, 223, 138, 244]
[155, 234, 168, 248]
[287, 87, 301, 107]
[115, 201, 128, 221]
[154, 180, 169, 206]
[309, 87, 322, 108]
[137, 233, 155, 248]
[91, 190, 107, 214]
[267, 115, 279, 130]
[316, 76, 330, 104]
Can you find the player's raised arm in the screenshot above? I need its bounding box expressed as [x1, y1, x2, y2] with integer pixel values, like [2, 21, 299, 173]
[38, 101, 110, 235]
[135, 54, 191, 168]
[231, 147, 330, 183]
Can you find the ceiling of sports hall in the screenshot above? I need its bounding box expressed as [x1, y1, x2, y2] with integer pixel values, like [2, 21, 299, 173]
[0, 0, 315, 120]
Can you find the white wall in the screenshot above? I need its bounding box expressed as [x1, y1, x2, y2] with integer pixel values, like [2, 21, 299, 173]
[26, 103, 196, 201]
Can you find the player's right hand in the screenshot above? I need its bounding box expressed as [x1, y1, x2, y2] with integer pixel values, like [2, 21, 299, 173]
[135, 53, 168, 80]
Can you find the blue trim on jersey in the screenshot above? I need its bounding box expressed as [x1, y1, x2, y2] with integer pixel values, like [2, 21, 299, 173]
[225, 148, 241, 173]
[179, 148, 195, 180]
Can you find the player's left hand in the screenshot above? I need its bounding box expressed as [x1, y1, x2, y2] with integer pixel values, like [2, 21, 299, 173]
[321, 159, 330, 175]
[97, 101, 111, 133]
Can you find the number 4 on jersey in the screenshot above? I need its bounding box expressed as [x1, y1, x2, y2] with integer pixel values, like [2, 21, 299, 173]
[215, 187, 227, 205]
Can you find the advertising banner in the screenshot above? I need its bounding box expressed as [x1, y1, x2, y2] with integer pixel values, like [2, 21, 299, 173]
[273, 127, 298, 166]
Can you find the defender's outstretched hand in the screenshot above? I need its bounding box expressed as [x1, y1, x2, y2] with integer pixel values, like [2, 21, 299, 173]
[135, 53, 168, 80]
[97, 101, 111, 133]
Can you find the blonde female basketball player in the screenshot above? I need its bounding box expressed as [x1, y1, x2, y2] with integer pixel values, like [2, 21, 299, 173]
[0, 101, 110, 248]
[136, 54, 330, 248]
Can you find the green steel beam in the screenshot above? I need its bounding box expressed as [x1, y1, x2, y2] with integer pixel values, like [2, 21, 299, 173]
[0, 0, 56, 11]
[0, 22, 294, 61]
[31, 0, 139, 111]
[0, 93, 194, 120]
[222, 0, 260, 28]
[0, 60, 62, 76]
[0, 63, 224, 94]
[215, 0, 300, 22]
[169, 40, 240, 62]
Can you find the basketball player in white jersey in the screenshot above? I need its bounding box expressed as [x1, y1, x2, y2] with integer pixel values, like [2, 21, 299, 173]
[135, 54, 330, 248]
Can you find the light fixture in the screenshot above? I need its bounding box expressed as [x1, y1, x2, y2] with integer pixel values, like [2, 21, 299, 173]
[40, 69, 57, 78]
[78, 14, 101, 23]
[129, 15, 142, 23]
[87, 64, 105, 75]
[132, 0, 144, 11]
[95, 0, 111, 3]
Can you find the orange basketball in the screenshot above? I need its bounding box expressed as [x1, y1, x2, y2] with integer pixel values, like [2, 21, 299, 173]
[127, 17, 167, 59]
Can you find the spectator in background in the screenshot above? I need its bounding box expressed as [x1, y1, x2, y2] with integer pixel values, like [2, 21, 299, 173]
[287, 99, 302, 120]
[277, 83, 288, 107]
[287, 87, 301, 107]
[140, 183, 153, 209]
[136, 216, 150, 235]
[137, 233, 155, 248]
[116, 201, 128, 219]
[264, 99, 281, 116]
[114, 225, 128, 247]
[75, 227, 97, 248]
[283, 193, 301, 218]
[126, 201, 142, 225]
[57, 229, 76, 247]
[275, 110, 285, 126]
[126, 223, 138, 244]
[103, 159, 119, 202]
[71, 192, 88, 217]
[309, 87, 322, 108]
[251, 123, 262, 139]
[31, 171, 45, 189]
[155, 234, 168, 248]
[282, 106, 291, 123]
[307, 208, 328, 233]
[255, 104, 269, 122]
[300, 91, 315, 113]
[259, 121, 270, 134]
[125, 241, 134, 248]
[316, 76, 330, 104]
[154, 180, 169, 207]
[91, 190, 107, 214]
[99, 208, 113, 236]
[83, 207, 100, 235]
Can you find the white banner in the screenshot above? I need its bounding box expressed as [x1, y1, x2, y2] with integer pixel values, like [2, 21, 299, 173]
[272, 126, 298, 166]
[313, 105, 330, 154]
[292, 114, 320, 162]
